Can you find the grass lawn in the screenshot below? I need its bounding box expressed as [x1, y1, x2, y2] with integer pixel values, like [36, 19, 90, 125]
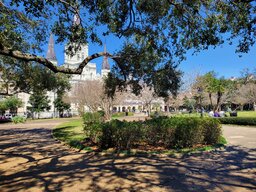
[53, 118, 88, 150]
[26, 117, 78, 122]
[172, 113, 201, 117]
[237, 111, 256, 117]
[173, 111, 256, 118]
[111, 112, 134, 119]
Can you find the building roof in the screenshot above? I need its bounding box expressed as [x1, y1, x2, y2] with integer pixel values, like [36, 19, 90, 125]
[46, 34, 57, 62]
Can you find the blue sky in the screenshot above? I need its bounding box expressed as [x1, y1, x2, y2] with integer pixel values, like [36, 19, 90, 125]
[46, 35, 255, 79]
[181, 44, 256, 78]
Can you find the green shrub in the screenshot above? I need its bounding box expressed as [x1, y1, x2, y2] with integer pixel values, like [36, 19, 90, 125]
[83, 116, 222, 150]
[149, 111, 166, 118]
[145, 117, 222, 148]
[219, 117, 256, 125]
[173, 117, 205, 148]
[144, 116, 176, 148]
[101, 120, 143, 150]
[12, 116, 26, 124]
[202, 118, 222, 144]
[83, 112, 104, 143]
[97, 110, 105, 118]
[218, 136, 227, 145]
[100, 120, 122, 149]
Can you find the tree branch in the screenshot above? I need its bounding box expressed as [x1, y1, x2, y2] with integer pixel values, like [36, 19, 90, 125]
[0, 88, 20, 96]
[0, 42, 119, 74]
[57, 0, 78, 13]
[0, 92, 13, 96]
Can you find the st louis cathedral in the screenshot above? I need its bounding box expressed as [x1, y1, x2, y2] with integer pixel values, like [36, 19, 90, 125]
[46, 34, 110, 82]
[17, 34, 110, 117]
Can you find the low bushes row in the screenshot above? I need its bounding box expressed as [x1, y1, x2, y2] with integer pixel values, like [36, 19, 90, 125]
[83, 112, 104, 144]
[219, 117, 256, 126]
[83, 114, 222, 150]
[12, 116, 26, 124]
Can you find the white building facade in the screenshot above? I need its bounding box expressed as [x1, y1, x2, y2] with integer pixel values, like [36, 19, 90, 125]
[64, 44, 101, 83]
[16, 34, 110, 117]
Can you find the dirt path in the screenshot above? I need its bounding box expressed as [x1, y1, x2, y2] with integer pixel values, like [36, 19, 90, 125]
[0, 120, 255, 192]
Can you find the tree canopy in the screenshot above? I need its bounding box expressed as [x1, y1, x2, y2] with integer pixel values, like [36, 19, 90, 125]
[28, 90, 51, 116]
[0, 55, 71, 96]
[0, 96, 22, 114]
[191, 69, 256, 111]
[194, 72, 233, 111]
[0, 0, 255, 97]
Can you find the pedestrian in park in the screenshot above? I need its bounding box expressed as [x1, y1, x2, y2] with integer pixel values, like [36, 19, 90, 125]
[214, 110, 220, 117]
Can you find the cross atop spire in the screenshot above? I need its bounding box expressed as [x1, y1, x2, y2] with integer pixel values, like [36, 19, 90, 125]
[102, 44, 110, 70]
[46, 34, 57, 62]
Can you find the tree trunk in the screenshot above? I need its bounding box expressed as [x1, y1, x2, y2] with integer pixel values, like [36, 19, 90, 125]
[253, 102, 256, 111]
[216, 92, 222, 111]
[78, 105, 84, 116]
[103, 104, 111, 120]
[166, 104, 170, 113]
[209, 93, 213, 110]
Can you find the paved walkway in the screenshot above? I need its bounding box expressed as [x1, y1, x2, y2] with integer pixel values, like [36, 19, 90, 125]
[0, 120, 255, 192]
[223, 125, 256, 148]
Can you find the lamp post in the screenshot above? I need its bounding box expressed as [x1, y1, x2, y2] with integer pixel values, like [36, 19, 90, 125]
[197, 87, 203, 118]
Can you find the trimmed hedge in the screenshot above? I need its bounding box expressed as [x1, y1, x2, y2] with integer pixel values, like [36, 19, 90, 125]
[202, 118, 222, 144]
[219, 117, 256, 126]
[83, 116, 222, 150]
[101, 120, 144, 149]
[83, 112, 104, 143]
[144, 117, 221, 148]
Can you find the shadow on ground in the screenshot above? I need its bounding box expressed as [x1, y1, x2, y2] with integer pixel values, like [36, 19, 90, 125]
[0, 127, 255, 192]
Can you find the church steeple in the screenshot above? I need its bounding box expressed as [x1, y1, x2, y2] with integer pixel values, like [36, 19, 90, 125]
[102, 44, 110, 70]
[46, 34, 57, 62]
[73, 12, 80, 26]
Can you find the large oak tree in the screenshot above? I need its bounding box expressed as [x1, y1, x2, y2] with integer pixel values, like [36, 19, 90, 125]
[0, 0, 255, 97]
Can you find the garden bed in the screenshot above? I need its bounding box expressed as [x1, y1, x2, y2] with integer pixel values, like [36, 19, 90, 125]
[53, 116, 227, 154]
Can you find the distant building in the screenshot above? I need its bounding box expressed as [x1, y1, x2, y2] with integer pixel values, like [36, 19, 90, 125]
[63, 43, 101, 83]
[15, 32, 110, 117]
[230, 76, 236, 81]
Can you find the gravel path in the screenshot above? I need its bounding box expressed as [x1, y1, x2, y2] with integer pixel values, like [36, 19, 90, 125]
[0, 120, 255, 192]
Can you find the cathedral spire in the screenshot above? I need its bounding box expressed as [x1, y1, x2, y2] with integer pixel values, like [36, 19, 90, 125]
[73, 12, 80, 26]
[102, 44, 110, 70]
[46, 34, 57, 62]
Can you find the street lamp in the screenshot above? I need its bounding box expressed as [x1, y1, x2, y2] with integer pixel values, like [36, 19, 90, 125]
[197, 87, 203, 118]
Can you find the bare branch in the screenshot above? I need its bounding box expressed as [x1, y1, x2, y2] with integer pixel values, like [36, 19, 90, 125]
[0, 91, 17, 96]
[0, 92, 13, 96]
[0, 1, 6, 8]
[57, 0, 78, 13]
